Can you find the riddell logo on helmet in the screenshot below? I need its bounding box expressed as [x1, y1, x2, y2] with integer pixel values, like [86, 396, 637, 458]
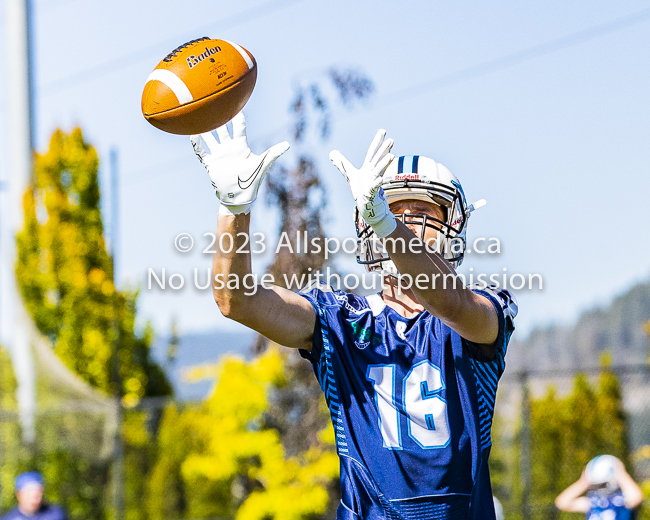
[451, 217, 463, 227]
[395, 174, 420, 180]
[186, 46, 222, 69]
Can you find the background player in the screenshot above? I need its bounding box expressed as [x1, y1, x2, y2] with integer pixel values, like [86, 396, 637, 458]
[555, 455, 644, 520]
[191, 113, 517, 519]
[0, 472, 67, 520]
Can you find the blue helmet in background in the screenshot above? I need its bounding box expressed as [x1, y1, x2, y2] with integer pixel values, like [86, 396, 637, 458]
[15, 472, 43, 491]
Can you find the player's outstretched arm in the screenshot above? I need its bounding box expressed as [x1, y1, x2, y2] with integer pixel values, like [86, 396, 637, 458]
[191, 113, 316, 350]
[212, 212, 315, 349]
[382, 221, 499, 347]
[330, 129, 498, 347]
[554, 473, 590, 513]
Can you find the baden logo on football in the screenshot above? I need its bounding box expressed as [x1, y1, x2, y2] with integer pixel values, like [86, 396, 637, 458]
[186, 46, 222, 69]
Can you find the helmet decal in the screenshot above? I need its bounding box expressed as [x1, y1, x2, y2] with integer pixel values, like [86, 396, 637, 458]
[397, 155, 420, 174]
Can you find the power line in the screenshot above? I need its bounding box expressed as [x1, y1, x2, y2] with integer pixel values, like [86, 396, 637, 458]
[39, 0, 308, 97]
[250, 6, 650, 149]
[31, 5, 650, 185]
[379, 6, 650, 107]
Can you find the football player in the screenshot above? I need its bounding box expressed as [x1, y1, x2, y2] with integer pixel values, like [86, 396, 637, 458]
[191, 113, 518, 520]
[555, 455, 643, 520]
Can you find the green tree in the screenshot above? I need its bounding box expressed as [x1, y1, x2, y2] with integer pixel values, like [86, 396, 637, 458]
[15, 128, 170, 401]
[146, 405, 192, 520]
[636, 320, 650, 519]
[489, 410, 522, 520]
[560, 375, 603, 486]
[596, 360, 629, 464]
[0, 346, 30, 510]
[530, 387, 564, 520]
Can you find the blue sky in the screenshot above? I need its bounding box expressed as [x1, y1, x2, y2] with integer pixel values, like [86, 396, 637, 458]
[1, 0, 649, 342]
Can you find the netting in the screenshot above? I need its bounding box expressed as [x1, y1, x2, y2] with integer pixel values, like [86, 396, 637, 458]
[0, 323, 117, 515]
[13, 322, 118, 460]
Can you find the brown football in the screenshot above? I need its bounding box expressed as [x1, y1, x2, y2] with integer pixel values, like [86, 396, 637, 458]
[142, 37, 257, 135]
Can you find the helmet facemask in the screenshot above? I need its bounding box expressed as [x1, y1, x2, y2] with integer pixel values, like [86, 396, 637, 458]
[353, 156, 484, 278]
[589, 481, 619, 497]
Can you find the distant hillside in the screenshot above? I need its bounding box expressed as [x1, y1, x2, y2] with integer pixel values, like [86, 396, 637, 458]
[508, 279, 650, 372]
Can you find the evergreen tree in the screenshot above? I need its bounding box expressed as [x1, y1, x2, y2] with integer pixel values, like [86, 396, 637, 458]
[530, 387, 564, 520]
[561, 375, 603, 486]
[489, 410, 522, 520]
[15, 128, 170, 401]
[596, 359, 629, 464]
[146, 405, 191, 520]
[493, 367, 633, 519]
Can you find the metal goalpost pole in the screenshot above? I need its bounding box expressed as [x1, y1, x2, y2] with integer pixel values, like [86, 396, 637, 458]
[4, 0, 36, 443]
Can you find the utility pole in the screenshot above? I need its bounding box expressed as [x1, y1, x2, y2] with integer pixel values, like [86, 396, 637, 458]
[5, 0, 36, 442]
[0, 180, 7, 332]
[109, 148, 125, 520]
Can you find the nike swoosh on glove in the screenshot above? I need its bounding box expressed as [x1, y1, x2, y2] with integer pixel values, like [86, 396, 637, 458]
[191, 111, 290, 215]
[329, 129, 396, 238]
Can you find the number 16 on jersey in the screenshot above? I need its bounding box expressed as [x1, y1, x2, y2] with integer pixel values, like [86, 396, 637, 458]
[367, 361, 451, 450]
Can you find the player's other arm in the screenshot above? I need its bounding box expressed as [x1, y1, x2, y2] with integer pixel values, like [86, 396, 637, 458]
[554, 472, 590, 513]
[384, 221, 498, 347]
[191, 112, 315, 350]
[616, 460, 644, 509]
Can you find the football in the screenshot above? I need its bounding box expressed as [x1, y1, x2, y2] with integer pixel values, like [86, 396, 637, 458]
[141, 37, 257, 135]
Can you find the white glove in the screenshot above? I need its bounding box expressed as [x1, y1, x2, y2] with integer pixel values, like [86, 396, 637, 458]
[329, 129, 396, 238]
[191, 112, 290, 215]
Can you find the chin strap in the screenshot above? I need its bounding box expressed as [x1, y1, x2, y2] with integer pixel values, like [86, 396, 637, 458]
[468, 199, 487, 213]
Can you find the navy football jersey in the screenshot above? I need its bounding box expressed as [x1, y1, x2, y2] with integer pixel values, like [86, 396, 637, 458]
[299, 283, 517, 520]
[1, 504, 67, 520]
[586, 491, 633, 520]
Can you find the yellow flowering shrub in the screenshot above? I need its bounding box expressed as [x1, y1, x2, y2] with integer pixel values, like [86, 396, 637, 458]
[150, 346, 339, 520]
